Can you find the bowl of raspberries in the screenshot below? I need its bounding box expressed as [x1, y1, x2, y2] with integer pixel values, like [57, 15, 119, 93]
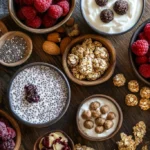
[8, 0, 76, 34]
[0, 110, 21, 150]
[129, 19, 150, 86]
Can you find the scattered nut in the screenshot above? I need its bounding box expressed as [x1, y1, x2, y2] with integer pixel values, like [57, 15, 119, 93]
[107, 112, 116, 120]
[104, 120, 114, 130]
[55, 26, 66, 33]
[125, 94, 138, 107]
[42, 41, 60, 55]
[82, 110, 92, 120]
[90, 101, 100, 110]
[91, 110, 101, 118]
[67, 24, 80, 37]
[95, 117, 105, 126]
[67, 54, 79, 67]
[47, 32, 61, 43]
[128, 80, 139, 93]
[140, 87, 150, 99]
[95, 126, 105, 134]
[100, 105, 109, 114]
[66, 17, 75, 27]
[113, 74, 126, 87]
[139, 99, 150, 111]
[84, 120, 94, 129]
[60, 37, 72, 54]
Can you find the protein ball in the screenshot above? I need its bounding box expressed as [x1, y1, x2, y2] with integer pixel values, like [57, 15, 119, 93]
[95, 126, 105, 134]
[91, 110, 101, 118]
[90, 101, 100, 110]
[95, 117, 105, 126]
[107, 112, 116, 120]
[100, 9, 114, 23]
[113, 74, 126, 87]
[128, 80, 139, 93]
[104, 120, 114, 130]
[84, 120, 94, 129]
[82, 110, 92, 119]
[100, 105, 109, 114]
[125, 94, 138, 107]
[140, 87, 150, 99]
[139, 99, 150, 111]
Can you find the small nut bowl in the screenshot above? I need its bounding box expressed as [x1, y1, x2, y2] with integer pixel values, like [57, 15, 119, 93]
[76, 94, 123, 141]
[8, 0, 76, 34]
[62, 34, 116, 86]
[129, 19, 150, 86]
[0, 31, 33, 67]
[0, 110, 21, 150]
[33, 130, 74, 150]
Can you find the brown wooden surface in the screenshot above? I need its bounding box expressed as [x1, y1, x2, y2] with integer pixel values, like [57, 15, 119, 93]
[0, 0, 150, 150]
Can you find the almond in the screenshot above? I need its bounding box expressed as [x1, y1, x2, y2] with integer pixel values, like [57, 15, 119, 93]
[66, 17, 75, 27]
[60, 37, 72, 54]
[47, 32, 61, 43]
[43, 41, 60, 55]
[55, 26, 66, 33]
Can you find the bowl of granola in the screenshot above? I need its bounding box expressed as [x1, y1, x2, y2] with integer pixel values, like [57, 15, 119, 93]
[62, 34, 116, 86]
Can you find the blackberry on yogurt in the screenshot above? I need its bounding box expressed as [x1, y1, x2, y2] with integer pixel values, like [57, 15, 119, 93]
[100, 9, 114, 23]
[95, 0, 108, 6]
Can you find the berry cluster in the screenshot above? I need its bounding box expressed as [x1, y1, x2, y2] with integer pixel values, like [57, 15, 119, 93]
[131, 23, 150, 79]
[24, 84, 40, 103]
[15, 0, 70, 29]
[0, 117, 16, 150]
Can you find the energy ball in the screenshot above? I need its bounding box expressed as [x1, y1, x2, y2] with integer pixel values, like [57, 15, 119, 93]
[91, 110, 101, 118]
[139, 99, 150, 111]
[95, 126, 105, 134]
[104, 120, 114, 130]
[114, 0, 129, 15]
[125, 94, 138, 107]
[100, 9, 114, 23]
[82, 110, 92, 119]
[100, 105, 109, 114]
[107, 112, 116, 120]
[128, 80, 139, 93]
[113, 74, 126, 87]
[84, 120, 94, 129]
[140, 87, 150, 99]
[95, 117, 105, 126]
[95, 0, 108, 6]
[90, 101, 100, 110]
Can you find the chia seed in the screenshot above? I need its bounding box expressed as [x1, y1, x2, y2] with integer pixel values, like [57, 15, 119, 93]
[0, 36, 27, 63]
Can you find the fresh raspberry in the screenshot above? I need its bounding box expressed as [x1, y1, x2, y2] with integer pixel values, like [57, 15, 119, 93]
[138, 32, 147, 40]
[0, 122, 8, 139]
[139, 64, 150, 78]
[144, 23, 150, 41]
[34, 0, 52, 13]
[23, 0, 34, 5]
[21, 6, 37, 20]
[57, 1, 70, 16]
[0, 139, 15, 150]
[0, 118, 10, 127]
[42, 14, 57, 28]
[131, 40, 149, 56]
[135, 56, 148, 65]
[48, 5, 63, 19]
[17, 9, 26, 20]
[2, 127, 16, 141]
[26, 16, 42, 28]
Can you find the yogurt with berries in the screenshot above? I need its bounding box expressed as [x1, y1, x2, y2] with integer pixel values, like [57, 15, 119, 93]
[81, 0, 144, 34]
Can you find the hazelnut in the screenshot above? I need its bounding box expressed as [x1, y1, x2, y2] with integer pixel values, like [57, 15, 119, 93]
[91, 110, 101, 118]
[95, 117, 105, 126]
[90, 101, 100, 110]
[104, 120, 114, 130]
[100, 105, 109, 114]
[84, 120, 94, 129]
[107, 112, 116, 120]
[82, 110, 92, 119]
[95, 126, 105, 134]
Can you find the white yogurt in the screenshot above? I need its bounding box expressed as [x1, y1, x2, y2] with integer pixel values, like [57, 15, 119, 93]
[81, 0, 143, 34]
[78, 97, 119, 138]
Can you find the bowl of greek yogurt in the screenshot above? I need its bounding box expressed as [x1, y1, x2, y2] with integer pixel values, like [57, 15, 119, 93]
[81, 0, 145, 35]
[76, 94, 123, 141]
[8, 62, 71, 127]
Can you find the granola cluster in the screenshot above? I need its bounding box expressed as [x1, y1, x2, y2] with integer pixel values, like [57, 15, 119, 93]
[67, 38, 110, 81]
[117, 121, 146, 150]
[128, 80, 139, 93]
[74, 144, 95, 150]
[125, 94, 138, 106]
[113, 74, 126, 87]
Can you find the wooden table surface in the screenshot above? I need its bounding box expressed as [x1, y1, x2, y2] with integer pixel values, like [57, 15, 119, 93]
[0, 0, 150, 150]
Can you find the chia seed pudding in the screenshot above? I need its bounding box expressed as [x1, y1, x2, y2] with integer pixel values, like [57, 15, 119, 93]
[9, 64, 69, 125]
[0, 36, 27, 63]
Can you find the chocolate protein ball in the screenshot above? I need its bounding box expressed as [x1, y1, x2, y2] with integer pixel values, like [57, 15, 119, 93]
[95, 0, 108, 6]
[100, 9, 114, 23]
[114, 0, 129, 15]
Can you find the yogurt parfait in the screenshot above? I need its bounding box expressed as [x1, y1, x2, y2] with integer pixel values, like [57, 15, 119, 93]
[81, 0, 144, 35]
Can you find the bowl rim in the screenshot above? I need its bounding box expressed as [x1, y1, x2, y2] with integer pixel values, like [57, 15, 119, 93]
[0, 31, 33, 67]
[8, 0, 76, 34]
[8, 62, 71, 128]
[76, 94, 123, 141]
[62, 34, 116, 86]
[80, 0, 145, 36]
[33, 130, 74, 150]
[129, 18, 150, 86]
[0, 109, 21, 150]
